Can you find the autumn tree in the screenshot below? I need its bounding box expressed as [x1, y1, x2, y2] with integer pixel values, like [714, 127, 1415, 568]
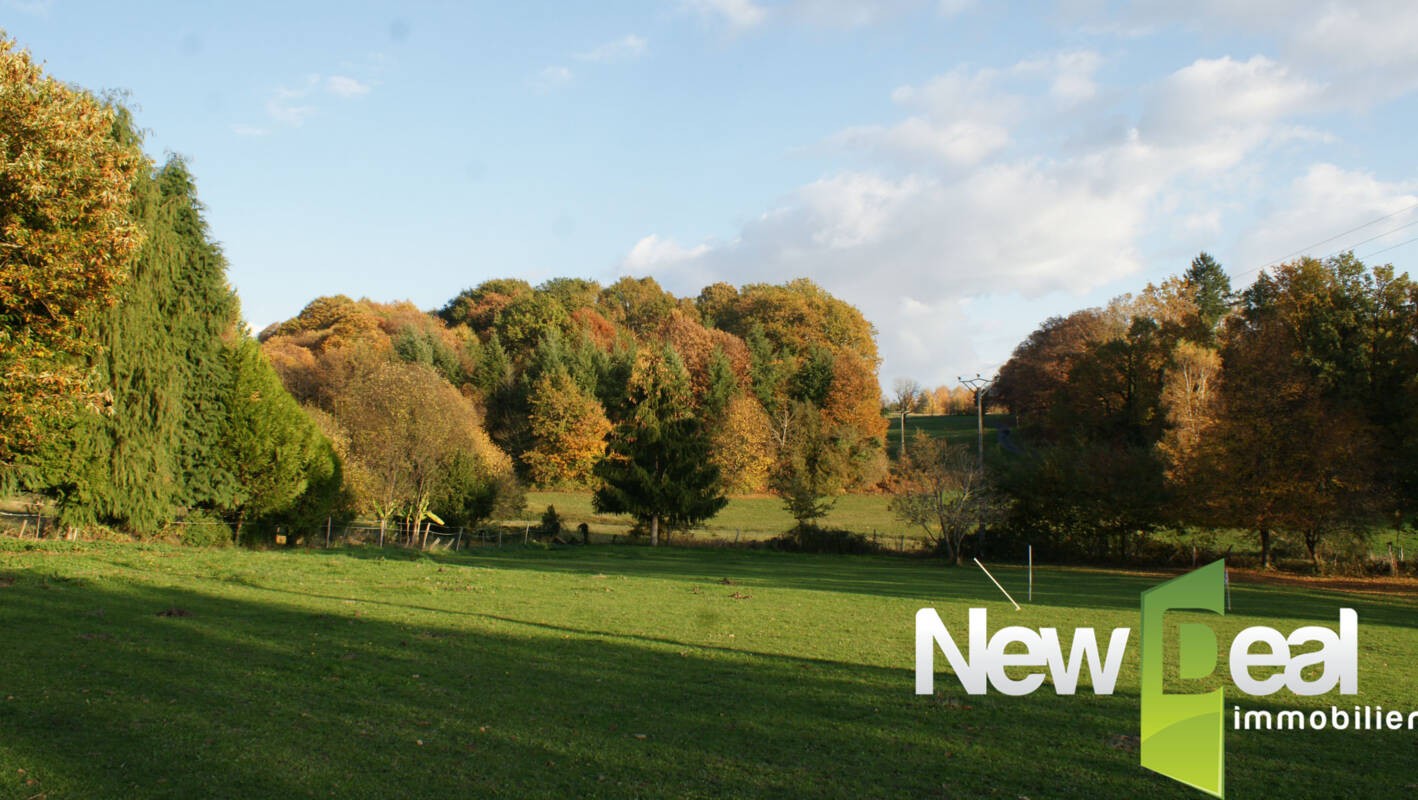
[994, 309, 1117, 435]
[890, 434, 998, 564]
[1157, 340, 1222, 483]
[335, 358, 513, 545]
[1175, 257, 1385, 568]
[710, 393, 775, 494]
[771, 400, 847, 529]
[0, 38, 146, 463]
[523, 369, 612, 488]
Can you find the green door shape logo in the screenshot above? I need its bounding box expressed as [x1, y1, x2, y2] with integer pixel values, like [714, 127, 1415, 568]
[1140, 559, 1226, 798]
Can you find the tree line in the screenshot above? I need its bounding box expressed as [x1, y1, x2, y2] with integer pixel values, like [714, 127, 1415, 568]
[988, 252, 1418, 570]
[257, 274, 891, 543]
[1, 34, 896, 545]
[1, 38, 343, 542]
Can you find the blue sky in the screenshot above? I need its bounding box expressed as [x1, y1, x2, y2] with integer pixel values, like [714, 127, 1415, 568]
[7, 1, 1418, 388]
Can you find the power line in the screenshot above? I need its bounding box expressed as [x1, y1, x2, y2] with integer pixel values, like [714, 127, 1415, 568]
[1361, 232, 1418, 260]
[1232, 199, 1418, 283]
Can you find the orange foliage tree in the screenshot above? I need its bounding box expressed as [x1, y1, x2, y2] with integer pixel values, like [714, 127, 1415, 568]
[0, 38, 147, 461]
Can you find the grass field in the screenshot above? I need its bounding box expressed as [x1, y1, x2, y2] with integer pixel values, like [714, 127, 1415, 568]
[518, 491, 1418, 564]
[883, 413, 1013, 459]
[1, 538, 1414, 798]
[521, 492, 918, 546]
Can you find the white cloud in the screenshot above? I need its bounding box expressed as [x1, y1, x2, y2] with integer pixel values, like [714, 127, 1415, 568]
[531, 65, 574, 92]
[787, 0, 927, 29]
[618, 46, 1372, 384]
[682, 0, 769, 31]
[624, 234, 711, 271]
[259, 70, 373, 128]
[1233, 164, 1418, 272]
[683, 0, 968, 31]
[325, 75, 371, 97]
[576, 34, 648, 63]
[1084, 1, 1418, 104]
[1143, 56, 1319, 141]
[231, 124, 269, 137]
[266, 79, 319, 126]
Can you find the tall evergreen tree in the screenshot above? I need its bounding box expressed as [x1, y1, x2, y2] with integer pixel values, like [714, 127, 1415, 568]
[593, 347, 725, 545]
[1183, 252, 1233, 335]
[593, 414, 726, 547]
[211, 336, 328, 544]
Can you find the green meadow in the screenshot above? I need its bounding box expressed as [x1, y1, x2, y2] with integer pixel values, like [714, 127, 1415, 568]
[1, 539, 1414, 799]
[883, 413, 1013, 459]
[521, 491, 915, 546]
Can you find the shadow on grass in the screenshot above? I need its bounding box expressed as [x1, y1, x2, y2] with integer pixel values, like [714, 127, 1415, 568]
[0, 574, 1163, 800]
[0, 565, 1409, 798]
[307, 544, 1418, 628]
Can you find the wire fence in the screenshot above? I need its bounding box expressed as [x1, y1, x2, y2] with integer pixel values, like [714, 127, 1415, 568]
[0, 506, 932, 557]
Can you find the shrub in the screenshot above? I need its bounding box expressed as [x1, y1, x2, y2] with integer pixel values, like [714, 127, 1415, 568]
[769, 525, 880, 555]
[176, 511, 232, 547]
[539, 505, 563, 538]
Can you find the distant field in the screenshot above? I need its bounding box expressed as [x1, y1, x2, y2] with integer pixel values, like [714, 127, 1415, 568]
[521, 491, 921, 547]
[1, 539, 1414, 799]
[883, 413, 1013, 459]
[515, 490, 1418, 565]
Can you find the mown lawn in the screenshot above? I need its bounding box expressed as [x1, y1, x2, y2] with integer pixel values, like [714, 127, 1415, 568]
[0, 539, 1414, 799]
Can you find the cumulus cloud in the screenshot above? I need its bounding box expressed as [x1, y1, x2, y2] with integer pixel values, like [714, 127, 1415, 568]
[1233, 164, 1418, 272]
[624, 234, 712, 272]
[1085, 1, 1418, 104]
[618, 44, 1377, 384]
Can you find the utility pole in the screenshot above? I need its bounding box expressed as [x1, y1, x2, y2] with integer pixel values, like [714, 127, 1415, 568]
[958, 374, 995, 473]
[959, 373, 996, 559]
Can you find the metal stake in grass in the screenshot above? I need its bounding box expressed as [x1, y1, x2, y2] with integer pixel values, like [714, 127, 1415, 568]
[973, 557, 1021, 611]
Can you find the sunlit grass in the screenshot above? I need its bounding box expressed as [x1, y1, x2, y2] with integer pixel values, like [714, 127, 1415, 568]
[0, 539, 1413, 798]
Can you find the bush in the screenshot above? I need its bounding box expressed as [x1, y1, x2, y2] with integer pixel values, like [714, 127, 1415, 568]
[769, 525, 880, 555]
[174, 511, 232, 548]
[539, 505, 563, 538]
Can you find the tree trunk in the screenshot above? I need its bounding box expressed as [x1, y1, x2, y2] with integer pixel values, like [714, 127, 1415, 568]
[650, 515, 659, 547]
[234, 511, 245, 547]
[1258, 527, 1272, 570]
[1304, 531, 1320, 571]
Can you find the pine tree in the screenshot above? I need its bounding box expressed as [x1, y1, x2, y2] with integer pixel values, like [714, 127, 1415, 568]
[593, 414, 727, 547]
[593, 347, 725, 545]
